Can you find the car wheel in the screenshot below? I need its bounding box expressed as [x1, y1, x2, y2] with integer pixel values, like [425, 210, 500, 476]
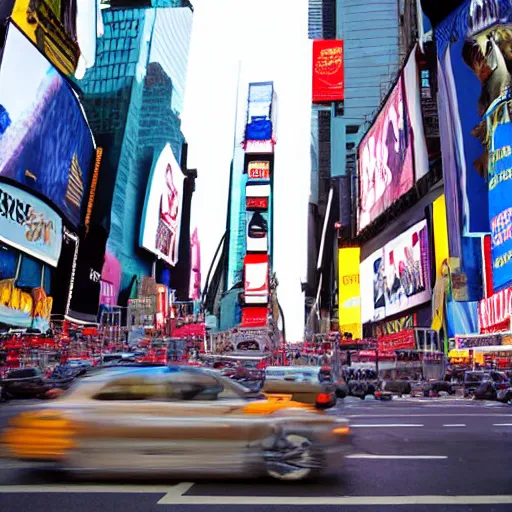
[264, 433, 323, 481]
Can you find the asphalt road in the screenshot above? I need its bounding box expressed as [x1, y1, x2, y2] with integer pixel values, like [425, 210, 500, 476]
[1, 398, 512, 511]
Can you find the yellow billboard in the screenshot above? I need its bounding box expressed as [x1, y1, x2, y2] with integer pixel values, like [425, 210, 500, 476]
[338, 247, 362, 339]
[431, 195, 450, 332]
[12, 0, 79, 76]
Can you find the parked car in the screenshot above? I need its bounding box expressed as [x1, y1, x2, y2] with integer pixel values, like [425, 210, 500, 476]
[2, 366, 352, 481]
[0, 367, 84, 401]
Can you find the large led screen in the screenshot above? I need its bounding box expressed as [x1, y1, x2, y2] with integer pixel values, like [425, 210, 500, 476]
[246, 211, 268, 253]
[244, 253, 269, 305]
[360, 248, 386, 324]
[383, 220, 431, 317]
[358, 75, 414, 232]
[435, 1, 497, 236]
[0, 24, 95, 227]
[360, 220, 431, 322]
[140, 144, 185, 267]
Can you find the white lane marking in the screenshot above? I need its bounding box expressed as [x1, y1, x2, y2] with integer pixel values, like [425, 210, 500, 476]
[0, 482, 194, 494]
[443, 424, 466, 427]
[158, 494, 512, 506]
[346, 454, 447, 460]
[351, 424, 424, 428]
[493, 423, 512, 426]
[348, 414, 512, 418]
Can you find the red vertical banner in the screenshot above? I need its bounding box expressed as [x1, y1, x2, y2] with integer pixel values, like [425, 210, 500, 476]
[312, 40, 344, 103]
[483, 235, 494, 298]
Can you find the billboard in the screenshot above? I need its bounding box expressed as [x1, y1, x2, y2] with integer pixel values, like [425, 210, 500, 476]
[312, 40, 344, 103]
[486, 99, 512, 292]
[360, 220, 431, 322]
[358, 75, 414, 232]
[360, 249, 386, 324]
[403, 46, 429, 181]
[0, 24, 95, 227]
[338, 247, 362, 339]
[244, 253, 269, 305]
[246, 197, 268, 211]
[140, 144, 185, 267]
[383, 220, 431, 317]
[189, 227, 201, 301]
[435, 1, 496, 236]
[0, 182, 62, 267]
[246, 183, 270, 199]
[247, 160, 270, 181]
[11, 0, 80, 76]
[246, 211, 268, 253]
[241, 306, 268, 328]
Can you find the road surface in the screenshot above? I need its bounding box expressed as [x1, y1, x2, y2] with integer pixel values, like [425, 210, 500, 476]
[1, 398, 511, 511]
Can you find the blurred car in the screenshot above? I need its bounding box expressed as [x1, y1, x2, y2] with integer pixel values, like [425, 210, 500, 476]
[0, 367, 85, 401]
[463, 370, 510, 397]
[2, 366, 352, 481]
[263, 366, 337, 409]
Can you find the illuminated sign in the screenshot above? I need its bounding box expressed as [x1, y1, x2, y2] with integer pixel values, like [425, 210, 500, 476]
[247, 161, 270, 181]
[0, 182, 62, 267]
[338, 247, 362, 339]
[246, 197, 269, 211]
[312, 40, 344, 103]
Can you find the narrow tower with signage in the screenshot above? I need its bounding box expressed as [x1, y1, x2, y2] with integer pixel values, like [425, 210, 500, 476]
[241, 82, 277, 330]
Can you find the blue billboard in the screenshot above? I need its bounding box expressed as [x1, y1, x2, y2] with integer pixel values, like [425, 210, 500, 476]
[486, 95, 512, 291]
[0, 24, 95, 227]
[435, 1, 494, 237]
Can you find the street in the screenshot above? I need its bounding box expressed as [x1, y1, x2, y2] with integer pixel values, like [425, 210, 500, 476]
[1, 399, 512, 511]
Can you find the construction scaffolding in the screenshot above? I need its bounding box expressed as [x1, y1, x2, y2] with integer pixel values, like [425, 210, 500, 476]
[99, 306, 124, 346]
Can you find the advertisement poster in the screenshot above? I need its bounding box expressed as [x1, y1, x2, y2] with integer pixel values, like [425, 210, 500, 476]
[360, 221, 431, 322]
[246, 183, 270, 199]
[377, 330, 416, 358]
[0, 182, 62, 267]
[384, 220, 431, 317]
[11, 0, 80, 76]
[486, 98, 512, 291]
[435, 0, 506, 236]
[478, 286, 512, 333]
[374, 314, 415, 338]
[246, 211, 268, 253]
[0, 25, 94, 227]
[247, 161, 270, 181]
[241, 306, 268, 328]
[338, 247, 362, 339]
[358, 75, 414, 232]
[403, 46, 429, 181]
[244, 253, 268, 305]
[312, 40, 344, 103]
[140, 144, 184, 267]
[189, 228, 201, 301]
[360, 249, 386, 323]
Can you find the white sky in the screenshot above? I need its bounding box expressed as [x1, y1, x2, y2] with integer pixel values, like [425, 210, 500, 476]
[181, 0, 312, 341]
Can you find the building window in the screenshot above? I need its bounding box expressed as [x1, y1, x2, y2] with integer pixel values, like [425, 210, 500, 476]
[0, 244, 18, 280]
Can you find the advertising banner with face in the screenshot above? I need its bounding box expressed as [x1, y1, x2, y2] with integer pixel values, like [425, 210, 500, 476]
[360, 249, 386, 323]
[384, 220, 430, 317]
[140, 144, 184, 267]
[358, 75, 414, 232]
[434, 0, 510, 237]
[360, 220, 431, 322]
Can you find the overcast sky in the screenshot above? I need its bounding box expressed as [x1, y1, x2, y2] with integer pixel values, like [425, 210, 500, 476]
[181, 0, 312, 342]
